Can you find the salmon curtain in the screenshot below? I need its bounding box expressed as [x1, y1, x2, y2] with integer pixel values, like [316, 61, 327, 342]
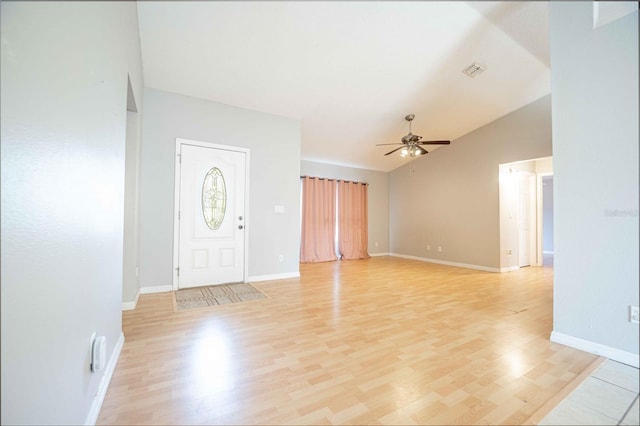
[300, 177, 338, 263]
[337, 180, 370, 260]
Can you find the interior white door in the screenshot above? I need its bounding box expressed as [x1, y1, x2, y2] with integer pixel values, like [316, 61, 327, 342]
[517, 172, 536, 267]
[178, 144, 245, 288]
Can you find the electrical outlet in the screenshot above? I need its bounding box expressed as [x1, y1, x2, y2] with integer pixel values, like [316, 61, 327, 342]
[437, 246, 442, 252]
[630, 306, 639, 324]
[278, 254, 284, 262]
[426, 244, 431, 251]
[507, 249, 513, 255]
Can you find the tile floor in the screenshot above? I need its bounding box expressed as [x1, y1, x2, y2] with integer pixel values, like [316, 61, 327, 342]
[539, 359, 639, 425]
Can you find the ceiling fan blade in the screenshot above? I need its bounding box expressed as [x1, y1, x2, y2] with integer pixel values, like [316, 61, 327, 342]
[376, 143, 404, 146]
[418, 140, 451, 145]
[384, 146, 405, 156]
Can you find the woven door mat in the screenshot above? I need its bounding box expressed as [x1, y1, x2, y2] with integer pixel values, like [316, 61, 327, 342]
[174, 282, 266, 311]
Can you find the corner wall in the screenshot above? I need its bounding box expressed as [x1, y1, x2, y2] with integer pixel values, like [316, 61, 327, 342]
[123, 106, 141, 307]
[1, 2, 143, 424]
[389, 95, 552, 270]
[549, 2, 638, 364]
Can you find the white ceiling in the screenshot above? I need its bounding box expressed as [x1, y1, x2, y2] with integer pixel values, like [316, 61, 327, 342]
[137, 1, 551, 172]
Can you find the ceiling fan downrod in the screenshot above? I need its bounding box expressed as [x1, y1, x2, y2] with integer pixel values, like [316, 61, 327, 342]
[405, 114, 415, 134]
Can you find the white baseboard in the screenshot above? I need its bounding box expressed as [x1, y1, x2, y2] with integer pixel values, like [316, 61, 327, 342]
[551, 331, 639, 368]
[85, 332, 125, 425]
[248, 271, 300, 282]
[139, 284, 173, 294]
[140, 274, 302, 292]
[500, 266, 520, 272]
[121, 289, 140, 311]
[369, 252, 390, 257]
[389, 253, 500, 273]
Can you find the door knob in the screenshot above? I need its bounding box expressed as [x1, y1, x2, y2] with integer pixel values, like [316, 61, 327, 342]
[239, 216, 243, 221]
[238, 225, 244, 230]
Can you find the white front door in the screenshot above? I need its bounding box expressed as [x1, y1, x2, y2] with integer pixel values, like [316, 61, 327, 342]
[177, 143, 246, 289]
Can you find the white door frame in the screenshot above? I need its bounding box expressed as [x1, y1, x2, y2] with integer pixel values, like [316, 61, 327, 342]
[172, 137, 250, 291]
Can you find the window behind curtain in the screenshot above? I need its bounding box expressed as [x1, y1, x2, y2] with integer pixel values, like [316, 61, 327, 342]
[300, 176, 370, 263]
[300, 177, 338, 263]
[337, 180, 370, 260]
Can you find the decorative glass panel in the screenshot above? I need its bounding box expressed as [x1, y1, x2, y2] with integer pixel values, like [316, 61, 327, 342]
[202, 167, 226, 230]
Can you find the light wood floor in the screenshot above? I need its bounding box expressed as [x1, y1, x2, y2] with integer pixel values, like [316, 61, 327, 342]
[98, 256, 597, 425]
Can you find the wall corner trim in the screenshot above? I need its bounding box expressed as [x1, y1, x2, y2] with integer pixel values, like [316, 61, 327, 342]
[369, 252, 390, 257]
[389, 253, 501, 273]
[85, 332, 125, 425]
[247, 271, 300, 282]
[122, 289, 141, 311]
[139, 285, 173, 294]
[551, 331, 639, 368]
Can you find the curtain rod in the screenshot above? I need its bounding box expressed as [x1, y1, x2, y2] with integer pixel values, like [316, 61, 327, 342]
[300, 176, 368, 186]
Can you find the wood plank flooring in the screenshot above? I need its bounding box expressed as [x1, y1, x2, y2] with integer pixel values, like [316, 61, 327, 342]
[98, 256, 597, 425]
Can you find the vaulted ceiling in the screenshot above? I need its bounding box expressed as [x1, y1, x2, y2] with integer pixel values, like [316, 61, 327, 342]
[137, 1, 551, 172]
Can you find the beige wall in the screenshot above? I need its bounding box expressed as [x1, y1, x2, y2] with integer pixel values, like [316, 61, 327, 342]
[300, 160, 389, 255]
[389, 95, 552, 270]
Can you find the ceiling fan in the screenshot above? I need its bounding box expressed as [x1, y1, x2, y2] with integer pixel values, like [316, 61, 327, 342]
[377, 114, 451, 157]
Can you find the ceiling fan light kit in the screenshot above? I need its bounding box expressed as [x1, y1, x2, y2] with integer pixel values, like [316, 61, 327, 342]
[377, 114, 451, 158]
[400, 145, 425, 158]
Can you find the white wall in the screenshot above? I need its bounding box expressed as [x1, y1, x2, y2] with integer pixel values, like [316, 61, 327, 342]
[550, 2, 639, 361]
[300, 160, 389, 255]
[1, 2, 143, 424]
[123, 103, 141, 306]
[138, 88, 301, 288]
[389, 95, 552, 270]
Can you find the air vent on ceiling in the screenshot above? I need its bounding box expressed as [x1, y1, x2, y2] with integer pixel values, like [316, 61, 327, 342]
[462, 62, 486, 78]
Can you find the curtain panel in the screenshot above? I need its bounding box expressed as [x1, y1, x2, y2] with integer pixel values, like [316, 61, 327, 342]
[300, 177, 338, 263]
[337, 180, 370, 260]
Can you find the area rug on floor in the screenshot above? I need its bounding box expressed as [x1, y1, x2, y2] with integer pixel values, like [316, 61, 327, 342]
[174, 282, 267, 311]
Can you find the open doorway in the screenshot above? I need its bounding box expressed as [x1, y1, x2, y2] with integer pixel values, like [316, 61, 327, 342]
[499, 157, 553, 271]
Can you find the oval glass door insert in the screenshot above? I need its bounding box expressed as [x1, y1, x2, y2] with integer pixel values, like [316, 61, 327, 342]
[201, 167, 226, 230]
